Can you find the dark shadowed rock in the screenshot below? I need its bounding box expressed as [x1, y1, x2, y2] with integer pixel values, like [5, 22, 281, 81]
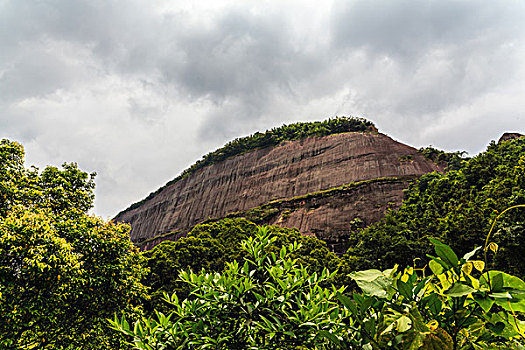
[498, 132, 524, 143]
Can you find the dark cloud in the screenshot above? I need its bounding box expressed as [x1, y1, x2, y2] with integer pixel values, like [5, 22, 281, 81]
[331, 0, 525, 59]
[1, 0, 524, 216]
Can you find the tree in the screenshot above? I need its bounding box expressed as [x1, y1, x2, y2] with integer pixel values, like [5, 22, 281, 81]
[142, 218, 342, 314]
[0, 139, 147, 349]
[113, 227, 345, 349]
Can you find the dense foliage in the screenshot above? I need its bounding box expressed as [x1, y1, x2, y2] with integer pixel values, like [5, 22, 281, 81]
[142, 218, 341, 313]
[121, 116, 375, 214]
[0, 139, 147, 349]
[345, 137, 525, 276]
[418, 146, 468, 171]
[114, 226, 525, 349]
[114, 227, 345, 349]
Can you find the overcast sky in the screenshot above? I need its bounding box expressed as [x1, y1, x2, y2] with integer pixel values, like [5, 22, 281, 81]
[1, 0, 524, 218]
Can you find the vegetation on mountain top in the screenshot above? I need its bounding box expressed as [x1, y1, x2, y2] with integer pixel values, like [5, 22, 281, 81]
[418, 146, 468, 171]
[119, 116, 375, 215]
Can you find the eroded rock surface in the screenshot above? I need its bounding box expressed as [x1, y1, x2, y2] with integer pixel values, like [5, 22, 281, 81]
[115, 132, 443, 248]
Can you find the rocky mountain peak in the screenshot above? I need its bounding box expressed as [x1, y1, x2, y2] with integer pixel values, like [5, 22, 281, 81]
[498, 132, 524, 143]
[115, 119, 445, 253]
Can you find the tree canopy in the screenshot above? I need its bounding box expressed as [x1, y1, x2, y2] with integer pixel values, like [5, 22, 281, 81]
[0, 139, 147, 349]
[114, 225, 525, 349]
[142, 218, 342, 313]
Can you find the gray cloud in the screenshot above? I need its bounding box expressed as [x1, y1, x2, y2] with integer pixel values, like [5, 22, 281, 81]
[1, 0, 524, 217]
[331, 0, 525, 59]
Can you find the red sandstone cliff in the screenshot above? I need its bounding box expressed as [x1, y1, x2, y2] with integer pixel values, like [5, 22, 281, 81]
[115, 131, 444, 249]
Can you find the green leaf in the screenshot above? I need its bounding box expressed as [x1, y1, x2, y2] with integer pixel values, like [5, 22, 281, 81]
[337, 293, 358, 315]
[396, 315, 412, 333]
[494, 297, 525, 312]
[489, 292, 512, 299]
[486, 321, 505, 335]
[423, 293, 442, 316]
[444, 283, 476, 297]
[397, 279, 413, 300]
[428, 256, 447, 274]
[350, 269, 393, 298]
[354, 277, 392, 298]
[318, 330, 341, 345]
[349, 269, 384, 282]
[473, 295, 494, 313]
[480, 271, 525, 291]
[364, 318, 377, 338]
[429, 238, 458, 268]
[492, 273, 504, 292]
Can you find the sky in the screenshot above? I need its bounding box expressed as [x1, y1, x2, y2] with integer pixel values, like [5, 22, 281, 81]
[1, 0, 524, 218]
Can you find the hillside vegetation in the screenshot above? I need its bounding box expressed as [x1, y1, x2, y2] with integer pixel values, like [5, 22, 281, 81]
[346, 136, 525, 275]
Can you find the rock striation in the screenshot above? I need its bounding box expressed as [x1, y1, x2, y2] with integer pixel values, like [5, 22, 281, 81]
[115, 130, 444, 252]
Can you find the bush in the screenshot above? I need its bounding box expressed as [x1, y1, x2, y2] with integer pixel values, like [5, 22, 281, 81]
[115, 220, 525, 349]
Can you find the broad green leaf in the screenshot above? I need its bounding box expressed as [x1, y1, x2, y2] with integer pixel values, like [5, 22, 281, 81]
[350, 269, 394, 298]
[492, 273, 504, 292]
[354, 276, 392, 298]
[428, 255, 452, 274]
[480, 271, 525, 291]
[487, 321, 506, 335]
[494, 297, 525, 313]
[397, 279, 413, 300]
[396, 315, 412, 333]
[429, 238, 458, 268]
[349, 269, 384, 282]
[444, 283, 476, 297]
[473, 295, 494, 313]
[318, 330, 340, 345]
[423, 293, 442, 316]
[429, 259, 444, 275]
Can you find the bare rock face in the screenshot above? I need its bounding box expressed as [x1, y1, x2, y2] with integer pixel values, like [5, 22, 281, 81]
[115, 132, 444, 250]
[498, 132, 524, 143]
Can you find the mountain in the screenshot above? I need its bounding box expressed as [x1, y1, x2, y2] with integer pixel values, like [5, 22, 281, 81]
[114, 118, 444, 253]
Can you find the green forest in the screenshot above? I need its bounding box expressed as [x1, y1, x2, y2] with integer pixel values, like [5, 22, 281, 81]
[1, 125, 525, 349]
